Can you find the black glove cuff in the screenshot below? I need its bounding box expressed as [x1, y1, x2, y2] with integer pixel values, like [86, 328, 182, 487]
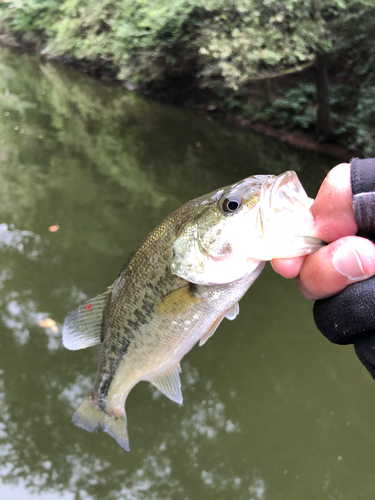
[351, 157, 375, 241]
[313, 158, 375, 346]
[313, 275, 375, 344]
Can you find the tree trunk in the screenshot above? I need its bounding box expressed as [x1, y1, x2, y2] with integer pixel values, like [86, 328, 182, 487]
[314, 51, 333, 142]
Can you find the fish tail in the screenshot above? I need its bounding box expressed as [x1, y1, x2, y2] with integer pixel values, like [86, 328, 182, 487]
[72, 396, 130, 451]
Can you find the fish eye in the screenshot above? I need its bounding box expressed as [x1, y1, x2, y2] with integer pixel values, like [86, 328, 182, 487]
[221, 195, 242, 214]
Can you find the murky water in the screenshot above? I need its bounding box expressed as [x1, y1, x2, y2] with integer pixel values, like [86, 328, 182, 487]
[0, 45, 374, 500]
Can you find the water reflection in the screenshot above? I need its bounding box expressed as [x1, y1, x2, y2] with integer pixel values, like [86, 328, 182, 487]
[0, 224, 42, 259]
[2, 44, 375, 500]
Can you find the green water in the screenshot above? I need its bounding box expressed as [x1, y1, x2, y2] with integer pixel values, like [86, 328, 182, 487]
[0, 45, 374, 500]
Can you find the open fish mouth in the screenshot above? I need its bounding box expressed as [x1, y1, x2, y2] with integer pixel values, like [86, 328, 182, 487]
[250, 170, 326, 258]
[267, 171, 313, 211]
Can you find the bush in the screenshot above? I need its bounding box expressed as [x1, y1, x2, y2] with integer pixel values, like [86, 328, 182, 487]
[254, 84, 317, 130]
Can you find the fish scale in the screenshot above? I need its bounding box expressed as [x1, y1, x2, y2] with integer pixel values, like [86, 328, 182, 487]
[62, 170, 324, 451]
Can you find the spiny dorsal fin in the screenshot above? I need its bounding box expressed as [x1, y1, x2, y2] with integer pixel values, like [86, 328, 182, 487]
[225, 302, 239, 321]
[149, 366, 183, 404]
[62, 290, 111, 350]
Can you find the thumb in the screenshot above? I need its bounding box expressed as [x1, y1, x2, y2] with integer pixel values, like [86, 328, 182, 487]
[296, 236, 375, 300]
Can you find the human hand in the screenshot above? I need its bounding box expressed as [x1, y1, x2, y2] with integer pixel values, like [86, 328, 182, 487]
[271, 162, 375, 299]
[272, 159, 375, 379]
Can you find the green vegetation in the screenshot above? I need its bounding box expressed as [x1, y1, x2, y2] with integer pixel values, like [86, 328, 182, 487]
[1, 0, 375, 154]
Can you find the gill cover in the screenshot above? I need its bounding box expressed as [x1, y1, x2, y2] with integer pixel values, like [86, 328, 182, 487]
[171, 177, 265, 285]
[171, 219, 261, 285]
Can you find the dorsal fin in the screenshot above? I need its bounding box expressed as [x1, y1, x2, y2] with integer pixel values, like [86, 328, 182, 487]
[149, 365, 183, 404]
[62, 290, 111, 350]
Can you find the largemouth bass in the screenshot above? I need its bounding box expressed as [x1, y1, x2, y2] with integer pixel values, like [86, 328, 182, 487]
[63, 171, 322, 451]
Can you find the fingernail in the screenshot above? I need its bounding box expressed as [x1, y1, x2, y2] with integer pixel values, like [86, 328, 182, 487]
[332, 243, 367, 279]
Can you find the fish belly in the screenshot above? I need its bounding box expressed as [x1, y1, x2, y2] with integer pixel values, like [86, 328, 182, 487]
[101, 264, 265, 414]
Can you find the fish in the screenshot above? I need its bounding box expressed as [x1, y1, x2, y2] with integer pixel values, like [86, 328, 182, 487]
[62, 170, 323, 451]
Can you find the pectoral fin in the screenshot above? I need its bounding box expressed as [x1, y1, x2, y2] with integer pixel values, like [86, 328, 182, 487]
[200, 305, 238, 346]
[225, 302, 239, 320]
[154, 285, 200, 316]
[149, 366, 183, 404]
[199, 312, 227, 347]
[62, 289, 111, 350]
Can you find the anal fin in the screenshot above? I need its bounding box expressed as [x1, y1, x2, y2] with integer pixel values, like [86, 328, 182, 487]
[149, 366, 183, 404]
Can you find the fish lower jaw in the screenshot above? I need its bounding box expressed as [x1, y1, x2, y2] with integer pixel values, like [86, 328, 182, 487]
[243, 233, 323, 261]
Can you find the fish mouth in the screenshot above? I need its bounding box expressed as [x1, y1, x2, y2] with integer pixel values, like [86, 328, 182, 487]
[246, 170, 312, 240]
[267, 170, 312, 211]
[253, 170, 326, 257]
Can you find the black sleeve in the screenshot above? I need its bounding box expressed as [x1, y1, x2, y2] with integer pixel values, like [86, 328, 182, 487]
[351, 157, 375, 242]
[313, 158, 375, 378]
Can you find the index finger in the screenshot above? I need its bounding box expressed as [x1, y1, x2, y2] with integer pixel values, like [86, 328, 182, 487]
[310, 162, 358, 242]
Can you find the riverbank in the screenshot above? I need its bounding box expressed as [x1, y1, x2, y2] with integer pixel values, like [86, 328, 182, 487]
[191, 105, 353, 160]
[0, 38, 354, 162]
[227, 116, 352, 160]
[2, 0, 374, 158]
[1, 1, 374, 158]
[0, 35, 361, 163]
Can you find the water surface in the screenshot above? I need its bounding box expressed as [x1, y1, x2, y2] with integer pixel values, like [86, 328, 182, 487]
[0, 45, 374, 500]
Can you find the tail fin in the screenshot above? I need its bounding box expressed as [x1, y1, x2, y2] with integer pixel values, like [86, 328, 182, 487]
[72, 396, 130, 451]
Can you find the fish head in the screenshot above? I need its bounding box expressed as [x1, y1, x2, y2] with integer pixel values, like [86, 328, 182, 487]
[172, 171, 323, 285]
